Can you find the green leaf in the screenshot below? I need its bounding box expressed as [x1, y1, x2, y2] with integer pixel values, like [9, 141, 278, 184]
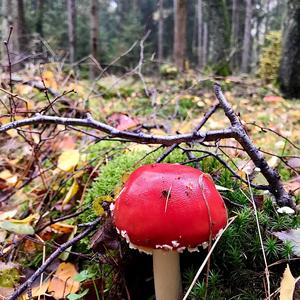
[73, 270, 94, 283]
[0, 221, 34, 235]
[67, 289, 89, 300]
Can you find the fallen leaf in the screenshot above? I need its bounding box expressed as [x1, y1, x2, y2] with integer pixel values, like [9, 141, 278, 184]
[284, 176, 300, 196]
[287, 158, 300, 170]
[280, 264, 295, 300]
[48, 262, 80, 299]
[20, 280, 50, 300]
[0, 170, 18, 186]
[0, 209, 18, 221]
[50, 222, 75, 234]
[62, 180, 79, 207]
[0, 221, 34, 235]
[263, 95, 284, 103]
[273, 229, 300, 256]
[107, 112, 139, 131]
[57, 149, 80, 172]
[7, 214, 39, 224]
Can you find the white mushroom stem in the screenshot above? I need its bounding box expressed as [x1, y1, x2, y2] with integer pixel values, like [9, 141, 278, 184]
[153, 249, 182, 300]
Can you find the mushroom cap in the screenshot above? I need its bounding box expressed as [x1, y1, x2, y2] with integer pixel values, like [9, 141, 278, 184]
[113, 163, 227, 251]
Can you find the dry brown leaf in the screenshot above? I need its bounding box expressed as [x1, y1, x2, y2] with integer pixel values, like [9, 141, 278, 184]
[48, 262, 80, 299]
[50, 222, 75, 234]
[284, 176, 300, 196]
[280, 264, 295, 300]
[21, 279, 50, 300]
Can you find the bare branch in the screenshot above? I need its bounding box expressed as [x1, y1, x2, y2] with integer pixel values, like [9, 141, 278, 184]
[214, 83, 295, 207]
[0, 113, 236, 146]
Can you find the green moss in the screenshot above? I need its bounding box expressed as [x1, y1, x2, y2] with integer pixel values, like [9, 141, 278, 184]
[0, 267, 19, 288]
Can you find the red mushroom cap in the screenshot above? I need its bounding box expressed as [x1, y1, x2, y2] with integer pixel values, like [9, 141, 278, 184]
[112, 163, 227, 252]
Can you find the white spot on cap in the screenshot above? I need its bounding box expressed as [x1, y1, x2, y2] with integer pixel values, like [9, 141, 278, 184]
[172, 240, 180, 248]
[155, 244, 173, 251]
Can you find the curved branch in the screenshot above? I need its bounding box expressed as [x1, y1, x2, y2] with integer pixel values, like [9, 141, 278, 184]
[0, 113, 236, 146]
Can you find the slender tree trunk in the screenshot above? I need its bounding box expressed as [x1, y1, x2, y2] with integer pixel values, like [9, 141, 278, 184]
[158, 0, 164, 63]
[1, 0, 13, 67]
[15, 0, 27, 54]
[173, 0, 187, 71]
[90, 0, 99, 78]
[67, 0, 76, 63]
[279, 0, 300, 98]
[36, 0, 44, 37]
[230, 0, 238, 71]
[241, 0, 252, 73]
[203, 21, 208, 67]
[197, 0, 203, 68]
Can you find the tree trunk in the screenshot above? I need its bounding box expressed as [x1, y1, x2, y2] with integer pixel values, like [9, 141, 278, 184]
[67, 0, 76, 63]
[230, 0, 238, 72]
[36, 0, 44, 37]
[173, 0, 187, 71]
[197, 0, 203, 68]
[241, 0, 252, 73]
[1, 0, 13, 67]
[158, 0, 164, 63]
[279, 0, 300, 98]
[15, 0, 27, 53]
[203, 21, 208, 67]
[90, 0, 100, 78]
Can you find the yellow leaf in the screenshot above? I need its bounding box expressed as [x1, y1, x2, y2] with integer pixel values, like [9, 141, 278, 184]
[48, 262, 80, 299]
[280, 264, 295, 300]
[57, 150, 80, 172]
[8, 214, 39, 224]
[62, 180, 79, 206]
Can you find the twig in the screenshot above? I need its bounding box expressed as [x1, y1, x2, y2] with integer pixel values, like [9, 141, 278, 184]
[7, 217, 101, 300]
[214, 83, 294, 207]
[156, 103, 220, 162]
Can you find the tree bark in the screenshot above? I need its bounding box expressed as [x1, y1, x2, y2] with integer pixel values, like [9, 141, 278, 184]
[90, 0, 100, 78]
[15, 0, 27, 54]
[173, 0, 187, 71]
[158, 0, 164, 63]
[36, 0, 44, 37]
[279, 0, 300, 98]
[241, 0, 252, 73]
[197, 0, 203, 68]
[230, 0, 238, 71]
[1, 0, 13, 67]
[67, 0, 76, 63]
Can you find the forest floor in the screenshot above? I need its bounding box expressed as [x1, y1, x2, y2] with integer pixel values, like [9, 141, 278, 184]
[0, 65, 300, 299]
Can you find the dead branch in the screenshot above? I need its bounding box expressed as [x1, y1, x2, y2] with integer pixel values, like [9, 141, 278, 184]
[214, 83, 294, 207]
[0, 113, 236, 145]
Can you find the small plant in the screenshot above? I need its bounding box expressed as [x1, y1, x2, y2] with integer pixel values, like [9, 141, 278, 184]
[258, 31, 282, 83]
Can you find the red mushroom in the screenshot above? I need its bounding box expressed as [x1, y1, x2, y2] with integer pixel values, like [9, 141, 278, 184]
[112, 163, 228, 300]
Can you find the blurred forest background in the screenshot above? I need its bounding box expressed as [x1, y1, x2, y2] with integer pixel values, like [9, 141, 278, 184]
[0, 0, 299, 98]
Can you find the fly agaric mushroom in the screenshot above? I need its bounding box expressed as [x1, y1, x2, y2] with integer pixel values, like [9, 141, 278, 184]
[112, 163, 227, 300]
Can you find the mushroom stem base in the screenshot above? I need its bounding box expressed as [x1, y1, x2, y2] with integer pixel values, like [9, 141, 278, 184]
[153, 249, 182, 300]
